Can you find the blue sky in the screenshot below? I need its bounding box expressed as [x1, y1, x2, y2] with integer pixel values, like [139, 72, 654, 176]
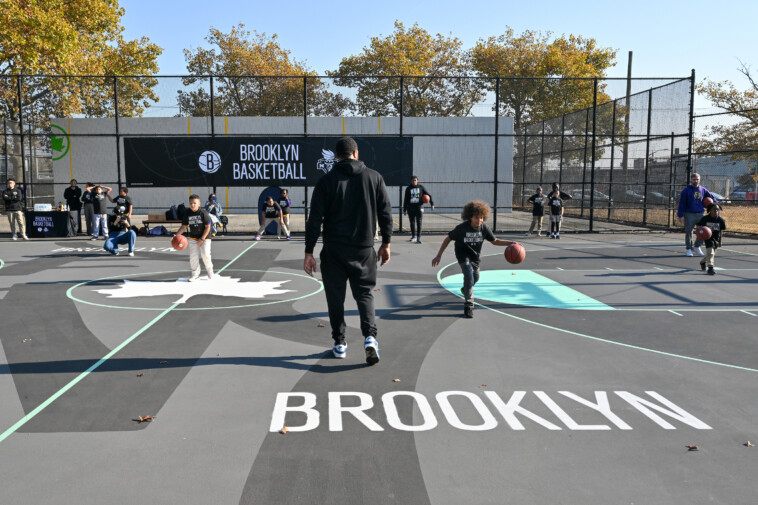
[121, 0, 757, 113]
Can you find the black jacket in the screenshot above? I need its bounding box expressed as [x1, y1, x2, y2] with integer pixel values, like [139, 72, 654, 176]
[2, 187, 24, 211]
[403, 184, 434, 211]
[305, 158, 392, 253]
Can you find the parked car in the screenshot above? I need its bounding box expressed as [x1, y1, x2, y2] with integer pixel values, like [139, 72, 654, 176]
[569, 189, 610, 203]
[710, 192, 730, 205]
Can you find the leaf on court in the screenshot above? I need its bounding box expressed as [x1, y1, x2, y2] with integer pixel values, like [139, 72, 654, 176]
[280, 426, 288, 434]
[374, 288, 381, 291]
[686, 445, 699, 451]
[136, 373, 144, 377]
[317, 323, 325, 327]
[392, 378, 401, 382]
[22, 338, 31, 342]
[159, 360, 168, 364]
[480, 384, 487, 388]
[135, 415, 154, 423]
[746, 441, 754, 447]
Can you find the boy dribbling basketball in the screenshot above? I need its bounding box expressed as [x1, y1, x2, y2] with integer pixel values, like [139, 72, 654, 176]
[176, 194, 214, 281]
[432, 200, 515, 318]
[696, 203, 726, 276]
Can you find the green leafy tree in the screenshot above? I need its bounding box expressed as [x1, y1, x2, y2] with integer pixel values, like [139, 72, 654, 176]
[696, 62, 758, 156]
[0, 0, 162, 123]
[328, 21, 485, 117]
[179, 25, 349, 117]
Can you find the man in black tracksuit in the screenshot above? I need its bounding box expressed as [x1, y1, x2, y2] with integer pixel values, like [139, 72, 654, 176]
[403, 175, 434, 244]
[304, 137, 392, 365]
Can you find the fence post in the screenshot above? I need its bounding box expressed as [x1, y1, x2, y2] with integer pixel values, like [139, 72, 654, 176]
[303, 75, 308, 136]
[493, 77, 500, 231]
[3, 120, 8, 181]
[521, 130, 527, 207]
[399, 76, 404, 137]
[114, 76, 122, 189]
[17, 75, 27, 208]
[539, 120, 545, 187]
[398, 186, 403, 233]
[589, 77, 598, 232]
[686, 69, 695, 179]
[668, 132, 675, 228]
[642, 88, 653, 225]
[581, 108, 589, 217]
[210, 75, 216, 194]
[607, 100, 617, 221]
[559, 114, 565, 187]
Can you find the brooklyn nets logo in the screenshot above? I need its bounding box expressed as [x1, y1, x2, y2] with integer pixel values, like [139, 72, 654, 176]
[316, 149, 336, 174]
[199, 150, 222, 174]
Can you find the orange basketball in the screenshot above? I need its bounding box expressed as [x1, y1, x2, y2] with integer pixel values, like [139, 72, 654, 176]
[171, 234, 188, 250]
[696, 226, 712, 241]
[421, 194, 431, 204]
[505, 243, 526, 264]
[702, 196, 713, 208]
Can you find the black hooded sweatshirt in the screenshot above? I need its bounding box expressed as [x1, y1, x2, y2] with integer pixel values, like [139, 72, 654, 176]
[305, 158, 392, 254]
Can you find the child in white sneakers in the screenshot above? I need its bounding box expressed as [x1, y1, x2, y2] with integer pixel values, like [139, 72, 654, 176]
[176, 194, 214, 281]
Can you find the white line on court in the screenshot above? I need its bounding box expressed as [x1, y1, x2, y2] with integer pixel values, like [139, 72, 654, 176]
[668, 310, 684, 316]
[0, 242, 259, 444]
[741, 310, 757, 317]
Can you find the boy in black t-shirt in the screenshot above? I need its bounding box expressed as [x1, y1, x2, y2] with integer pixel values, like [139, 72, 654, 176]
[403, 175, 434, 244]
[432, 200, 516, 318]
[697, 203, 726, 276]
[108, 186, 132, 218]
[277, 189, 292, 240]
[525, 186, 545, 237]
[254, 196, 287, 240]
[176, 194, 214, 281]
[90, 185, 112, 240]
[547, 183, 571, 239]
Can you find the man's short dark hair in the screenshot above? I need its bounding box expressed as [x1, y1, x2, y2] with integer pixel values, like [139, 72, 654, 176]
[335, 137, 358, 158]
[120, 186, 128, 194]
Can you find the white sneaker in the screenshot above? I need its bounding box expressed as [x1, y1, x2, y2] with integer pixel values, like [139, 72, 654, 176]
[537, 232, 543, 237]
[364, 336, 380, 365]
[694, 247, 705, 256]
[409, 236, 416, 242]
[12, 234, 17, 241]
[685, 249, 694, 257]
[128, 252, 134, 257]
[22, 236, 28, 240]
[187, 276, 200, 282]
[332, 343, 347, 359]
[207, 271, 215, 280]
[524, 232, 530, 237]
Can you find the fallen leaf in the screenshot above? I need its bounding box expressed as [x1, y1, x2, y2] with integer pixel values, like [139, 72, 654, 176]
[480, 384, 487, 388]
[392, 378, 401, 382]
[280, 426, 288, 434]
[686, 445, 699, 451]
[746, 441, 754, 447]
[317, 323, 325, 327]
[135, 415, 154, 423]
[159, 361, 168, 364]
[374, 288, 381, 291]
[136, 373, 144, 377]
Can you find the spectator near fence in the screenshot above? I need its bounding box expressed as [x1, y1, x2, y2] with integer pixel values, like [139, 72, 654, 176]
[2, 178, 28, 240]
[677, 172, 717, 257]
[63, 179, 82, 236]
[81, 182, 95, 236]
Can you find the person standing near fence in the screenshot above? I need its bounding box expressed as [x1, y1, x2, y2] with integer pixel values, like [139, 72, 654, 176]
[403, 175, 434, 244]
[304, 137, 392, 365]
[81, 182, 95, 236]
[63, 179, 82, 237]
[3, 178, 28, 240]
[525, 186, 545, 237]
[677, 172, 717, 257]
[90, 185, 111, 240]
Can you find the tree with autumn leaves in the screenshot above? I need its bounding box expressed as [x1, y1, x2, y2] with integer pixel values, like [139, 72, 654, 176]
[0, 0, 162, 124]
[178, 25, 348, 117]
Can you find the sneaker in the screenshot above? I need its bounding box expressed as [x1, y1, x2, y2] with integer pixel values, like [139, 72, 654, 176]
[254, 235, 260, 241]
[207, 271, 215, 280]
[694, 247, 705, 256]
[524, 232, 531, 237]
[700, 262, 706, 271]
[550, 234, 555, 239]
[22, 235, 28, 240]
[464, 306, 474, 318]
[556, 234, 561, 239]
[685, 249, 694, 257]
[128, 252, 134, 257]
[111, 251, 119, 256]
[91, 236, 98, 241]
[332, 343, 347, 359]
[11, 234, 17, 241]
[364, 336, 380, 365]
[416, 239, 422, 244]
[187, 276, 200, 282]
[286, 236, 291, 241]
[409, 236, 417, 242]
[707, 266, 715, 276]
[537, 232, 543, 237]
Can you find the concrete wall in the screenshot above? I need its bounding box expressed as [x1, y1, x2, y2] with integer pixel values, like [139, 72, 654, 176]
[51, 116, 513, 214]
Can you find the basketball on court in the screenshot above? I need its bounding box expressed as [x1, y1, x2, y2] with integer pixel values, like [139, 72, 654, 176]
[505, 243, 526, 264]
[696, 226, 712, 241]
[171, 234, 188, 250]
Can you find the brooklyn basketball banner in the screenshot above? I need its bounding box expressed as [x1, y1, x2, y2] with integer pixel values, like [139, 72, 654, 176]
[124, 136, 413, 187]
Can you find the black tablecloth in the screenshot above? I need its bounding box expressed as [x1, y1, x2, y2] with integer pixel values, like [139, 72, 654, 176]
[26, 211, 69, 238]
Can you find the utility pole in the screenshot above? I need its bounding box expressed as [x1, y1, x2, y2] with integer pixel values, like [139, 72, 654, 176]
[621, 51, 632, 174]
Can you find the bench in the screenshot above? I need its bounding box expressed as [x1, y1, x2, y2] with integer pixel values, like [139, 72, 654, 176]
[142, 219, 182, 233]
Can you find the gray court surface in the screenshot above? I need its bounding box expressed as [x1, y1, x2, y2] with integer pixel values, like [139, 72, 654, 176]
[0, 232, 757, 504]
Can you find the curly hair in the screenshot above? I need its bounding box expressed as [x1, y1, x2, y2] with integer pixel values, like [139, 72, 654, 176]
[461, 200, 491, 221]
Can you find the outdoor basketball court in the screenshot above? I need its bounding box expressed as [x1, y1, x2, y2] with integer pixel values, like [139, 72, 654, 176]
[1, 232, 757, 504]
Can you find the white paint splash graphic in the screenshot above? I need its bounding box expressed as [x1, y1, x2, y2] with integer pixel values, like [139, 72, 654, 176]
[94, 276, 293, 303]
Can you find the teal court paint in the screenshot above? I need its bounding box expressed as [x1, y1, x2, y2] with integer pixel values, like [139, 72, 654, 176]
[439, 269, 614, 311]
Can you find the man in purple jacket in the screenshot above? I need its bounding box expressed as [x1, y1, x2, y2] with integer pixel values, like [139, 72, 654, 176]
[677, 172, 717, 257]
